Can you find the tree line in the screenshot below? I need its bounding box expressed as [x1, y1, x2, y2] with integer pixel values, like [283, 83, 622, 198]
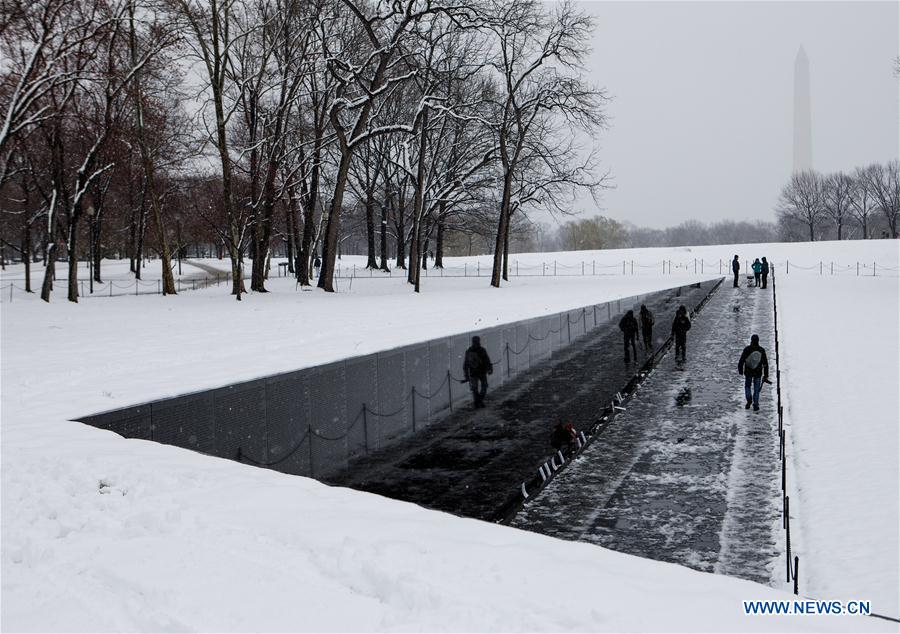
[0, 0, 608, 301]
[776, 162, 900, 242]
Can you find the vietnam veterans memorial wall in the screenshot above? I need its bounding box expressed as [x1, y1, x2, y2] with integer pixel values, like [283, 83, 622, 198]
[75, 280, 719, 480]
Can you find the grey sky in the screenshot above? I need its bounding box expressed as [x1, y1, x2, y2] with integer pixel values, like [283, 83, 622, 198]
[572, 1, 899, 229]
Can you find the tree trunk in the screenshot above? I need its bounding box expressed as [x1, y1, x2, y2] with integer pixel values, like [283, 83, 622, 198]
[92, 212, 102, 282]
[365, 189, 377, 269]
[66, 220, 79, 302]
[285, 199, 295, 274]
[422, 238, 428, 270]
[40, 242, 57, 302]
[134, 193, 147, 279]
[434, 218, 444, 268]
[491, 173, 513, 287]
[23, 222, 32, 293]
[502, 223, 509, 281]
[318, 150, 352, 292]
[396, 193, 406, 269]
[379, 201, 389, 271]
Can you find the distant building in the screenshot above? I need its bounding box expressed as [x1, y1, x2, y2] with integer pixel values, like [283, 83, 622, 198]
[793, 46, 812, 172]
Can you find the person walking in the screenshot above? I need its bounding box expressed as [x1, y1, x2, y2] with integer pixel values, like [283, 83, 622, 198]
[752, 258, 763, 287]
[671, 305, 691, 361]
[732, 255, 740, 287]
[639, 304, 654, 352]
[619, 309, 639, 362]
[761, 257, 770, 289]
[738, 334, 770, 411]
[462, 335, 493, 408]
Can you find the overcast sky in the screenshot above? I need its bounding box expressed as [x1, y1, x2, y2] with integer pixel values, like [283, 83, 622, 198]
[570, 1, 899, 229]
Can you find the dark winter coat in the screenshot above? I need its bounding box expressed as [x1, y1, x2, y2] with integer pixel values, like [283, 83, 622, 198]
[738, 344, 769, 379]
[550, 423, 576, 451]
[762, 260, 770, 274]
[619, 313, 639, 337]
[464, 345, 492, 380]
[732, 258, 740, 273]
[671, 314, 691, 339]
[639, 308, 654, 332]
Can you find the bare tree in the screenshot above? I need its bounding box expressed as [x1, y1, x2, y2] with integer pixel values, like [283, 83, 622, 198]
[822, 171, 853, 240]
[849, 165, 879, 239]
[484, 0, 608, 288]
[777, 170, 825, 242]
[868, 160, 900, 238]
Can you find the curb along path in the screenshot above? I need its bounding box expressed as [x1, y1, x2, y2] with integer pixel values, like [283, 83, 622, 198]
[512, 282, 781, 586]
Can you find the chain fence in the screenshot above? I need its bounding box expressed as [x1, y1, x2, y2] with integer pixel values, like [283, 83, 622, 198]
[75, 282, 716, 480]
[328, 258, 900, 280]
[0, 275, 230, 302]
[771, 267, 800, 596]
[3, 257, 897, 302]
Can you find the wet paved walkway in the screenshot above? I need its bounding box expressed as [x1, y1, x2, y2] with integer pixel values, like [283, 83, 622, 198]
[512, 281, 781, 585]
[326, 284, 713, 522]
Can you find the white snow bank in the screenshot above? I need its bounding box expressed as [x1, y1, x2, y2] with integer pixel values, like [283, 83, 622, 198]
[777, 270, 900, 618]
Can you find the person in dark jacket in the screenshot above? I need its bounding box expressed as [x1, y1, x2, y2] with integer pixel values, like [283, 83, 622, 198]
[550, 422, 577, 452]
[732, 255, 740, 287]
[463, 335, 493, 408]
[761, 257, 770, 289]
[671, 305, 691, 361]
[639, 304, 654, 352]
[619, 310, 639, 362]
[752, 258, 762, 287]
[738, 334, 770, 411]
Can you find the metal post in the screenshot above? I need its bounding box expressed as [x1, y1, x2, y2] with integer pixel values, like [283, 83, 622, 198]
[622, 260, 625, 275]
[464, 263, 467, 277]
[554, 260, 557, 276]
[135, 280, 138, 296]
[793, 557, 799, 594]
[857, 262, 859, 276]
[506, 343, 511, 377]
[9, 284, 12, 302]
[582, 261, 584, 276]
[663, 260, 665, 275]
[631, 260, 634, 275]
[308, 426, 314, 477]
[110, 282, 113, 297]
[447, 369, 458, 414]
[819, 261, 822, 275]
[477, 261, 480, 276]
[785, 497, 792, 582]
[362, 405, 369, 453]
[158, 280, 161, 294]
[694, 258, 697, 274]
[873, 261, 876, 277]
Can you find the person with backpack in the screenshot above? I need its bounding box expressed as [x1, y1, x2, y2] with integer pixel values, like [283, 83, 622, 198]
[462, 335, 493, 408]
[732, 255, 741, 287]
[671, 305, 691, 361]
[752, 258, 763, 287]
[761, 257, 770, 289]
[639, 304, 654, 352]
[619, 309, 639, 362]
[738, 334, 770, 411]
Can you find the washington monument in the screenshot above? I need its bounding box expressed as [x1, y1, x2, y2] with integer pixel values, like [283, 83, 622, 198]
[793, 46, 812, 172]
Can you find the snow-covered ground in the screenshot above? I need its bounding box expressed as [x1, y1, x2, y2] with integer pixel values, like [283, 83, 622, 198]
[776, 271, 899, 617]
[2, 240, 897, 631]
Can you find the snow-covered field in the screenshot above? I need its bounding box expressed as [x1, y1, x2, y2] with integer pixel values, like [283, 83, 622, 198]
[1, 240, 897, 631]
